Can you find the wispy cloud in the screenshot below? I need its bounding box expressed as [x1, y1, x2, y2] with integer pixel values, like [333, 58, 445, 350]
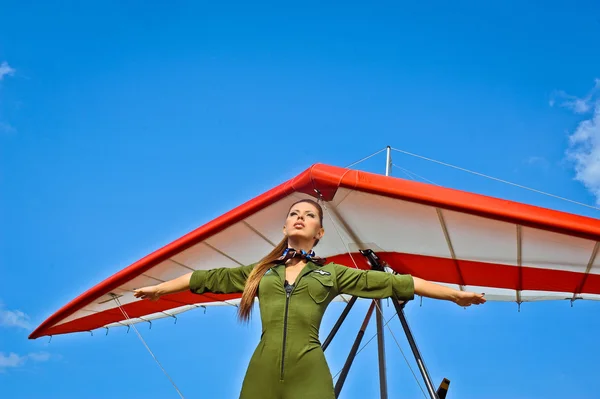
[0, 352, 52, 372]
[551, 79, 600, 114]
[0, 304, 32, 330]
[0, 61, 17, 135]
[526, 156, 550, 169]
[27, 352, 51, 362]
[554, 79, 600, 203]
[0, 61, 15, 81]
[0, 353, 26, 369]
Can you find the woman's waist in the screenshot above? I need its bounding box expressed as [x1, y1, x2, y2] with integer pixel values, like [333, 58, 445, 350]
[260, 322, 321, 343]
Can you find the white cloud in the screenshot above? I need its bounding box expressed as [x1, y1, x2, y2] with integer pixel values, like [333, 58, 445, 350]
[0, 352, 52, 372]
[0, 305, 32, 329]
[27, 352, 51, 362]
[566, 107, 600, 202]
[0, 353, 26, 369]
[556, 79, 600, 204]
[552, 79, 600, 114]
[0, 61, 16, 135]
[0, 61, 15, 81]
[526, 156, 549, 168]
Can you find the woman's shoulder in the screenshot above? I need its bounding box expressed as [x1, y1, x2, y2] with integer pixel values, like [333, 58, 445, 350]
[321, 261, 351, 272]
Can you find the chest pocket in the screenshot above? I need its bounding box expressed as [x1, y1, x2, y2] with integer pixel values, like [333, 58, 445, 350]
[307, 272, 334, 304]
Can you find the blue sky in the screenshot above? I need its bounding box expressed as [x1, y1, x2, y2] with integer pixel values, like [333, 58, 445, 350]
[2, 1, 600, 398]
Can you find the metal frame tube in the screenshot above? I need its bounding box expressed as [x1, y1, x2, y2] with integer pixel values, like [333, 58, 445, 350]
[322, 296, 358, 351]
[391, 299, 440, 399]
[375, 299, 388, 399]
[334, 301, 376, 397]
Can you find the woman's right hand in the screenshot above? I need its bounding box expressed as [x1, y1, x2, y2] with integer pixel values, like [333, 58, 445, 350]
[133, 286, 162, 301]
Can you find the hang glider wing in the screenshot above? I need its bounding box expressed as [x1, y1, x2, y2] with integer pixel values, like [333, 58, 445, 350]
[29, 163, 600, 339]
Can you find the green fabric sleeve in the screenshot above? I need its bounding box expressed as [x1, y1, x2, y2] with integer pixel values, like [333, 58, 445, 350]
[333, 263, 415, 301]
[189, 263, 256, 295]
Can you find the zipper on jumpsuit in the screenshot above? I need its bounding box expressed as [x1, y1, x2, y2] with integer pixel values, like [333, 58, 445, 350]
[280, 281, 295, 381]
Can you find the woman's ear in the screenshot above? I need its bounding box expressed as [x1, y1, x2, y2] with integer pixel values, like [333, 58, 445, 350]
[315, 228, 324, 240]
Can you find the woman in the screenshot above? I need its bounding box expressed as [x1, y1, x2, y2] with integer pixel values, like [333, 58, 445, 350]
[134, 199, 485, 399]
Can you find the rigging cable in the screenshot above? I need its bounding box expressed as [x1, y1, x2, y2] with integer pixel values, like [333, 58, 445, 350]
[345, 147, 388, 169]
[391, 147, 600, 212]
[111, 294, 186, 399]
[392, 164, 439, 186]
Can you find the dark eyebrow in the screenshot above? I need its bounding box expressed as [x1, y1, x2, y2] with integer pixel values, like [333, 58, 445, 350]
[290, 209, 315, 214]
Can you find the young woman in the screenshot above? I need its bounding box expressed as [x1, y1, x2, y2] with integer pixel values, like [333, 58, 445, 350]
[134, 199, 485, 399]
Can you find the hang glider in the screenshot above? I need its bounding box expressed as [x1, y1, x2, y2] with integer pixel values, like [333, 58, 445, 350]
[29, 163, 600, 339]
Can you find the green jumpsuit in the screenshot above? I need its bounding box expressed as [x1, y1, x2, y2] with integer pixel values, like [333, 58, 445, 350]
[189, 260, 415, 399]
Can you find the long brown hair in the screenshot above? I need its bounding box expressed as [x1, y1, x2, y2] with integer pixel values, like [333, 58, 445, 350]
[237, 198, 324, 322]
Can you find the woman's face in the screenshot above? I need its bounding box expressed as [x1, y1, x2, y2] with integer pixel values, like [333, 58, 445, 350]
[283, 201, 324, 245]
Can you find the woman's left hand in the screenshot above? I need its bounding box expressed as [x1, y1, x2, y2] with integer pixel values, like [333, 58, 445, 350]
[455, 291, 486, 307]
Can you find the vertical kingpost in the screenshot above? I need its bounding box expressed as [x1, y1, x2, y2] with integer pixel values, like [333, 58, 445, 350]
[386, 145, 392, 177]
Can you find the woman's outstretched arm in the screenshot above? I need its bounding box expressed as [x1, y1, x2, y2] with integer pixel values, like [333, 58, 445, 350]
[333, 264, 485, 307]
[134, 272, 193, 301]
[413, 277, 486, 306]
[134, 263, 257, 301]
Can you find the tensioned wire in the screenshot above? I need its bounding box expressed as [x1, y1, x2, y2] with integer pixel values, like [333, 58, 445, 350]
[392, 164, 439, 186]
[346, 146, 600, 213]
[345, 147, 389, 169]
[112, 295, 186, 399]
[390, 147, 600, 212]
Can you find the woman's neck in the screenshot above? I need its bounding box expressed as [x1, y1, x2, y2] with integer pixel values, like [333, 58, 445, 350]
[286, 238, 314, 254]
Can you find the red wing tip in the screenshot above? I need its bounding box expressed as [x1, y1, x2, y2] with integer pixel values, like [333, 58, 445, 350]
[28, 330, 44, 340]
[26, 165, 341, 340]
